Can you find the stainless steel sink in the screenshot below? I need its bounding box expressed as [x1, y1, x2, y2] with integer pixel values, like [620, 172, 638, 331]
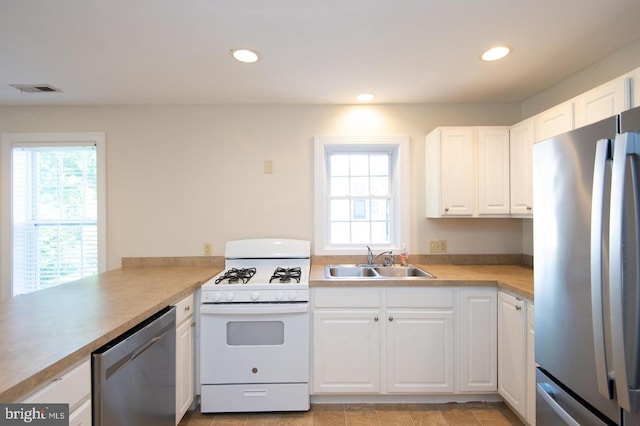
[324, 264, 435, 279]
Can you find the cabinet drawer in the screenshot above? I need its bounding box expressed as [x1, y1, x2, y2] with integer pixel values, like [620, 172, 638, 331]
[386, 288, 454, 308]
[175, 293, 194, 325]
[24, 359, 90, 411]
[313, 288, 381, 308]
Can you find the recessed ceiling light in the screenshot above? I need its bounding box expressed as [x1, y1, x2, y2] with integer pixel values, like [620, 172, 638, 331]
[356, 93, 375, 102]
[231, 48, 260, 63]
[481, 46, 511, 61]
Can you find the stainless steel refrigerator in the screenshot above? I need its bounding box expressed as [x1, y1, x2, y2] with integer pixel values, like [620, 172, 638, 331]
[534, 106, 640, 425]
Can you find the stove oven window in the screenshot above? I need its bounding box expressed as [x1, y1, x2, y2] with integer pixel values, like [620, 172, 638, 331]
[227, 321, 285, 346]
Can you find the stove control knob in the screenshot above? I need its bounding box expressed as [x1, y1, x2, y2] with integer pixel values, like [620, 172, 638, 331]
[250, 291, 260, 301]
[276, 291, 285, 301]
[287, 291, 297, 301]
[225, 292, 234, 301]
[213, 292, 223, 302]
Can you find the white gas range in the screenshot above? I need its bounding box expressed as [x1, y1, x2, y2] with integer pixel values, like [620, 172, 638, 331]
[199, 238, 311, 413]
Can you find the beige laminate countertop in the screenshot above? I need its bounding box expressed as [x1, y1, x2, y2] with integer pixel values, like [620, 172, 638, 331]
[310, 264, 533, 301]
[0, 266, 219, 403]
[1, 262, 532, 403]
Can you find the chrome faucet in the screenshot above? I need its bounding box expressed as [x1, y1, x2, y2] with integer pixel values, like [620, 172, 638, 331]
[366, 246, 394, 266]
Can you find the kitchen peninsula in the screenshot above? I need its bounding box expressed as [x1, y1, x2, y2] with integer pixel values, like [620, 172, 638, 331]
[0, 258, 532, 415]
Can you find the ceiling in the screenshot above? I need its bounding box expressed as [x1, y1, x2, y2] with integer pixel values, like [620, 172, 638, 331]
[1, 0, 640, 106]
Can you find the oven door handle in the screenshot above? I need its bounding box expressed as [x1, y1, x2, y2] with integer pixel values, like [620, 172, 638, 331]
[200, 303, 308, 315]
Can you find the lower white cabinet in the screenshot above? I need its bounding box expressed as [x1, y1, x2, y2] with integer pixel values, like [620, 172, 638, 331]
[312, 287, 496, 396]
[385, 289, 455, 393]
[313, 309, 382, 393]
[23, 359, 92, 426]
[498, 291, 530, 422]
[175, 293, 195, 425]
[526, 303, 535, 426]
[458, 288, 497, 392]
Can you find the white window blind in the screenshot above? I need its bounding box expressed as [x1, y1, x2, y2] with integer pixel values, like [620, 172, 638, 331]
[12, 145, 99, 295]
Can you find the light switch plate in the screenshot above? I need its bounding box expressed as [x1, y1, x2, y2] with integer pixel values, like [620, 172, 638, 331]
[429, 240, 447, 253]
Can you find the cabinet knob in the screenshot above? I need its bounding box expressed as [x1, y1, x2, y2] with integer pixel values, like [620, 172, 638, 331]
[526, 205, 532, 210]
[516, 305, 522, 311]
[184, 305, 190, 312]
[388, 316, 394, 322]
[444, 207, 450, 212]
[374, 316, 379, 322]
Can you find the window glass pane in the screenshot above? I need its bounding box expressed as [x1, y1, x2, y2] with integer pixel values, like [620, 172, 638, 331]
[370, 155, 389, 175]
[350, 177, 369, 196]
[370, 177, 389, 196]
[370, 199, 389, 220]
[330, 177, 349, 196]
[330, 155, 350, 176]
[351, 222, 370, 244]
[352, 199, 368, 220]
[350, 155, 369, 176]
[371, 222, 390, 244]
[12, 145, 98, 296]
[330, 199, 350, 221]
[330, 222, 350, 244]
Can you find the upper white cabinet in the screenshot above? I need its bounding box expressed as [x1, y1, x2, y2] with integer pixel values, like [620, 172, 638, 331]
[534, 100, 574, 142]
[426, 127, 475, 217]
[509, 118, 534, 217]
[426, 126, 510, 218]
[633, 67, 640, 108]
[574, 76, 631, 128]
[477, 128, 511, 216]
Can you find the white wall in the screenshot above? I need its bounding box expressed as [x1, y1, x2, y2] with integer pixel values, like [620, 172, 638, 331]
[0, 103, 523, 269]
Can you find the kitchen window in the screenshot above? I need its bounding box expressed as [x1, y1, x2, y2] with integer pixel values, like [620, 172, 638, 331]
[0, 133, 106, 298]
[313, 136, 409, 254]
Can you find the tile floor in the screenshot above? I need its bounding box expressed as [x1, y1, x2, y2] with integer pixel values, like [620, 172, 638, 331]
[179, 402, 524, 425]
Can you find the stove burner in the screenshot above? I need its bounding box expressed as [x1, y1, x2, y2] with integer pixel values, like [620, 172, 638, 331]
[215, 267, 256, 284]
[269, 267, 302, 283]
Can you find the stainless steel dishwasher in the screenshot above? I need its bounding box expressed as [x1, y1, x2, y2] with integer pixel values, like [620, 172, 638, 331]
[92, 306, 176, 426]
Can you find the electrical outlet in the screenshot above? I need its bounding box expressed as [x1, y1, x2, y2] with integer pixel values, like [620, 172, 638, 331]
[429, 240, 447, 253]
[203, 243, 212, 256]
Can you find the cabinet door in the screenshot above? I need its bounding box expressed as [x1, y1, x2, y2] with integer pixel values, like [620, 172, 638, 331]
[509, 119, 534, 216]
[574, 77, 631, 127]
[535, 101, 574, 141]
[386, 310, 454, 393]
[176, 318, 194, 424]
[458, 289, 497, 392]
[526, 303, 536, 426]
[477, 128, 510, 215]
[498, 292, 527, 419]
[435, 128, 475, 217]
[312, 310, 381, 393]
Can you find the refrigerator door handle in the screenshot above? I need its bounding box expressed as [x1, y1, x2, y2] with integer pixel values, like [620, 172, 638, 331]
[609, 131, 640, 412]
[590, 138, 614, 400]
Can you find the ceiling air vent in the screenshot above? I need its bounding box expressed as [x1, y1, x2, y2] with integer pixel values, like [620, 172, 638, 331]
[10, 84, 62, 93]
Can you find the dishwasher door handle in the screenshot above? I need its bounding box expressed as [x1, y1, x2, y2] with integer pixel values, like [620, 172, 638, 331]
[105, 324, 174, 380]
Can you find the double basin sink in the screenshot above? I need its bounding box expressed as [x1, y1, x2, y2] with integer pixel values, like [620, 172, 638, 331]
[325, 264, 435, 280]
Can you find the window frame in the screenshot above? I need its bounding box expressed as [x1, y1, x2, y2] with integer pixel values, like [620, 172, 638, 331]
[1, 132, 107, 299]
[313, 135, 409, 255]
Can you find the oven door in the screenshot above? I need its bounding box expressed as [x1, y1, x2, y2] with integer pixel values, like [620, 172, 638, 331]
[200, 302, 309, 385]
